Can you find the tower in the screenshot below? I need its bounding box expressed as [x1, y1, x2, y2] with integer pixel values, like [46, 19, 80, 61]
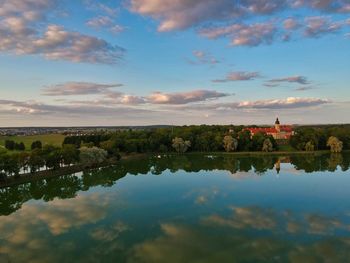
[275, 118, 281, 132]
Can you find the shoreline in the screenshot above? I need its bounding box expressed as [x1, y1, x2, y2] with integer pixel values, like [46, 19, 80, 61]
[0, 153, 147, 188]
[184, 150, 347, 156]
[1, 150, 347, 188]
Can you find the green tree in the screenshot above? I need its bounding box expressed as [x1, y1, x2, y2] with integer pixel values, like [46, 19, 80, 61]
[305, 141, 315, 151]
[28, 149, 45, 173]
[252, 132, 267, 151]
[172, 137, 191, 153]
[18, 152, 30, 173]
[15, 142, 25, 151]
[100, 140, 119, 157]
[31, 140, 42, 150]
[5, 140, 15, 150]
[290, 128, 319, 150]
[327, 136, 343, 153]
[42, 145, 61, 170]
[61, 144, 79, 166]
[80, 147, 108, 166]
[262, 139, 273, 152]
[237, 130, 252, 151]
[223, 135, 238, 152]
[0, 151, 8, 179]
[3, 154, 20, 177]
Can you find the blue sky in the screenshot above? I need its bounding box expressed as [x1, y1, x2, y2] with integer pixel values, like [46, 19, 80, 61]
[0, 0, 349, 126]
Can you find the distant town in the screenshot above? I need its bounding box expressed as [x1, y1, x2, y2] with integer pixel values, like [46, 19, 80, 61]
[0, 125, 172, 136]
[1, 122, 349, 137]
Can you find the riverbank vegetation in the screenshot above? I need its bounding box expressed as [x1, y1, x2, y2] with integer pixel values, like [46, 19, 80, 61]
[0, 143, 120, 180]
[1, 124, 349, 181]
[61, 124, 349, 154]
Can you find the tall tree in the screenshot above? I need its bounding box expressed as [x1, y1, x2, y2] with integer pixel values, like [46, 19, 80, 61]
[327, 136, 343, 153]
[305, 141, 315, 151]
[172, 137, 191, 153]
[61, 144, 80, 166]
[223, 135, 238, 152]
[262, 139, 273, 152]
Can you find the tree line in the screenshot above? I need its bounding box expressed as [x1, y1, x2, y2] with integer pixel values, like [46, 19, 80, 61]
[1, 124, 348, 179]
[4, 140, 44, 151]
[61, 125, 349, 154]
[290, 125, 349, 152]
[61, 125, 279, 154]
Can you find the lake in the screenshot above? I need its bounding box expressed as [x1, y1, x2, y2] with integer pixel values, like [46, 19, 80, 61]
[1, 153, 350, 262]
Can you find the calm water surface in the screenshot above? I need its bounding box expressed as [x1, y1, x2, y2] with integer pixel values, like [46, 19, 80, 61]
[1, 153, 350, 262]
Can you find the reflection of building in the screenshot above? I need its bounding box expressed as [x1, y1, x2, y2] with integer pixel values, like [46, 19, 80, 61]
[245, 118, 294, 140]
[275, 157, 292, 174]
[275, 159, 281, 174]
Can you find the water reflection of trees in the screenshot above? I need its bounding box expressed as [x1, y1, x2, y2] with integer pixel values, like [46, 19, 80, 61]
[290, 153, 350, 173]
[1, 153, 349, 216]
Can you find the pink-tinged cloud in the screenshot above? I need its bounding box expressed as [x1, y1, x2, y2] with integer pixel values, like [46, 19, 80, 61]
[304, 16, 344, 37]
[267, 76, 310, 85]
[236, 97, 329, 109]
[213, 71, 260, 83]
[129, 0, 237, 32]
[147, 90, 229, 104]
[42, 82, 123, 96]
[120, 95, 146, 105]
[86, 16, 115, 28]
[283, 18, 300, 30]
[86, 16, 125, 34]
[190, 50, 220, 65]
[292, 0, 350, 13]
[0, 0, 125, 64]
[199, 22, 277, 47]
[129, 0, 349, 33]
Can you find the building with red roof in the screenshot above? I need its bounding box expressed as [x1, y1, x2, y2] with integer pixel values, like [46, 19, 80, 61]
[244, 118, 294, 140]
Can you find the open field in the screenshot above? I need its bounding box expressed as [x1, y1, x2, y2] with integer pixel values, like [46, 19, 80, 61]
[0, 134, 65, 150]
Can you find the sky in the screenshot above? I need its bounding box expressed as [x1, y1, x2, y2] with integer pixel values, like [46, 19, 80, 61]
[0, 0, 349, 127]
